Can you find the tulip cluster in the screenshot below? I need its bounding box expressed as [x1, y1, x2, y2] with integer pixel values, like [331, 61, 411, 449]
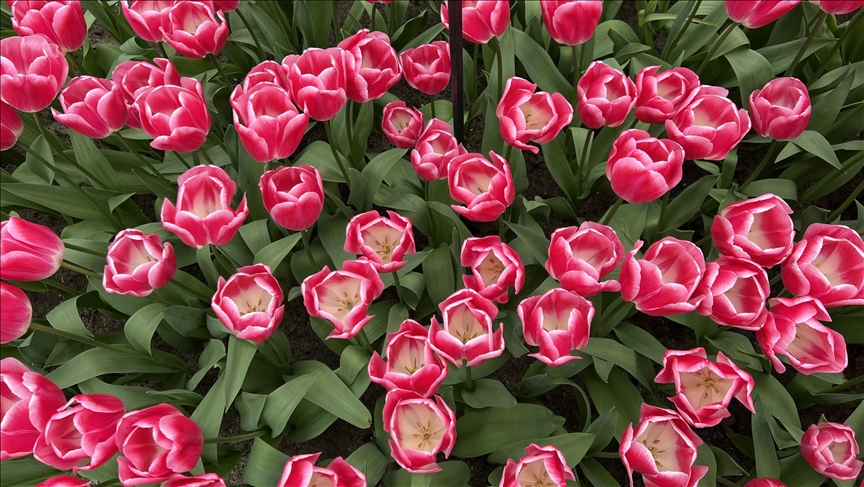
[122, 0, 230, 58]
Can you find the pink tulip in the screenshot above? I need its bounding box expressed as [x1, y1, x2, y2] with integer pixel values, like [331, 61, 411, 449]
[440, 0, 509, 44]
[165, 474, 226, 487]
[400, 41, 451, 95]
[461, 236, 524, 303]
[138, 78, 211, 152]
[239, 60, 290, 92]
[103, 229, 176, 297]
[809, 0, 864, 14]
[500, 443, 576, 487]
[757, 296, 847, 374]
[10, 0, 87, 53]
[212, 264, 284, 344]
[52, 76, 127, 139]
[199, 0, 239, 12]
[711, 193, 795, 268]
[259, 165, 325, 231]
[0, 216, 65, 282]
[517, 288, 593, 367]
[0, 357, 67, 460]
[801, 422, 862, 482]
[619, 404, 708, 487]
[726, 0, 801, 28]
[546, 223, 625, 296]
[0, 35, 68, 113]
[411, 118, 466, 181]
[448, 151, 515, 222]
[743, 480, 787, 487]
[620, 238, 706, 316]
[112, 58, 182, 129]
[781, 223, 864, 307]
[749, 77, 811, 140]
[1, 102, 23, 151]
[230, 82, 309, 163]
[160, 1, 228, 59]
[338, 29, 401, 103]
[277, 453, 366, 487]
[382, 101, 423, 149]
[345, 210, 416, 273]
[115, 404, 203, 487]
[665, 85, 751, 161]
[0, 282, 31, 344]
[634, 65, 701, 125]
[695, 256, 770, 330]
[382, 389, 456, 474]
[606, 129, 684, 203]
[161, 165, 249, 249]
[428, 288, 505, 367]
[34, 394, 125, 471]
[121, 0, 175, 42]
[369, 319, 448, 397]
[282, 47, 348, 121]
[655, 348, 755, 428]
[497, 76, 573, 154]
[577, 61, 637, 129]
[541, 0, 603, 46]
[37, 477, 91, 487]
[301, 260, 385, 340]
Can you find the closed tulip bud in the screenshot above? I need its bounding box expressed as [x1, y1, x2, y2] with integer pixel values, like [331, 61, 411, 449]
[695, 256, 770, 330]
[383, 389, 456, 473]
[0, 216, 65, 282]
[52, 76, 127, 139]
[165, 474, 226, 487]
[230, 83, 309, 163]
[212, 264, 284, 344]
[338, 29, 401, 103]
[546, 223, 625, 296]
[517, 288, 593, 367]
[726, 0, 801, 28]
[428, 289, 505, 367]
[259, 165, 325, 231]
[161, 165, 249, 249]
[500, 444, 576, 487]
[0, 35, 68, 113]
[757, 296, 847, 374]
[369, 319, 448, 397]
[809, 0, 864, 14]
[448, 151, 515, 222]
[160, 1, 228, 59]
[112, 58, 182, 129]
[540, 0, 602, 46]
[400, 41, 451, 95]
[743, 480, 787, 487]
[666, 85, 751, 161]
[497, 76, 573, 154]
[577, 61, 637, 129]
[634, 65, 701, 124]
[711, 193, 794, 268]
[115, 404, 203, 486]
[382, 101, 424, 149]
[0, 357, 67, 460]
[1, 102, 23, 151]
[301, 260, 385, 340]
[138, 78, 211, 152]
[277, 453, 366, 487]
[440, 0, 509, 44]
[0, 283, 31, 344]
[620, 238, 706, 316]
[103, 229, 176, 297]
[10, 0, 87, 53]
[461, 236, 524, 303]
[121, 0, 174, 42]
[345, 210, 415, 273]
[411, 118, 466, 181]
[606, 129, 684, 204]
[781, 223, 864, 307]
[283, 48, 348, 121]
[801, 422, 862, 482]
[37, 477, 91, 487]
[749, 77, 810, 140]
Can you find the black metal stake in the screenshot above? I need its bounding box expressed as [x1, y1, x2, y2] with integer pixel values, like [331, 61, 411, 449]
[448, 0, 464, 144]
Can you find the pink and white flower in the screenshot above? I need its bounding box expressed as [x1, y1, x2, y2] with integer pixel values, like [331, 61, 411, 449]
[302, 260, 385, 340]
[461, 236, 524, 303]
[517, 288, 593, 367]
[368, 319, 447, 397]
[382, 389, 456, 474]
[428, 289, 505, 368]
[344, 210, 415, 273]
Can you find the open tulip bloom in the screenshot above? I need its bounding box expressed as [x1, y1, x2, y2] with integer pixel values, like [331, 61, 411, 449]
[382, 389, 457, 474]
[428, 288, 505, 368]
[302, 260, 385, 340]
[369, 319, 447, 397]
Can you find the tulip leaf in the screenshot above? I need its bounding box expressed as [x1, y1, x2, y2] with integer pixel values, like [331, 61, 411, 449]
[383, 461, 471, 487]
[752, 396, 780, 479]
[192, 373, 226, 464]
[46, 347, 183, 389]
[706, 330, 763, 371]
[541, 135, 581, 208]
[423, 243, 456, 309]
[505, 222, 550, 265]
[758, 37, 836, 75]
[511, 28, 572, 96]
[124, 303, 164, 358]
[809, 70, 854, 134]
[583, 367, 641, 436]
[613, 322, 666, 364]
[696, 443, 717, 487]
[752, 372, 800, 429]
[317, 211, 355, 270]
[245, 438, 290, 487]
[487, 432, 595, 466]
[723, 47, 774, 110]
[295, 141, 344, 182]
[253, 233, 301, 273]
[224, 335, 258, 410]
[582, 338, 655, 391]
[790, 130, 842, 169]
[289, 360, 372, 429]
[46, 295, 94, 338]
[579, 457, 620, 487]
[740, 179, 798, 202]
[361, 148, 407, 211]
[186, 339, 226, 391]
[70, 131, 122, 192]
[452, 403, 565, 457]
[259, 373, 317, 436]
[659, 175, 718, 232]
[0, 458, 62, 487]
[461, 379, 517, 409]
[345, 443, 389, 487]
[778, 451, 831, 486]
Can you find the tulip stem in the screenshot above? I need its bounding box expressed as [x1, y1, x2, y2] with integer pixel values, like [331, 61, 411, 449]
[154, 42, 168, 58]
[234, 8, 265, 61]
[115, 132, 172, 186]
[300, 229, 317, 270]
[572, 44, 580, 110]
[207, 53, 233, 87]
[785, 11, 829, 77]
[657, 192, 670, 229]
[323, 120, 352, 186]
[356, 329, 374, 354]
[370, 2, 378, 31]
[29, 321, 127, 354]
[492, 36, 504, 99]
[601, 197, 624, 225]
[498, 214, 507, 240]
[174, 151, 193, 169]
[198, 148, 215, 166]
[739, 139, 779, 191]
[827, 177, 864, 223]
[61, 261, 101, 278]
[462, 359, 474, 391]
[392, 271, 406, 306]
[65, 52, 86, 76]
[203, 430, 266, 444]
[429, 95, 437, 120]
[664, 0, 702, 59]
[592, 452, 620, 459]
[695, 20, 735, 77]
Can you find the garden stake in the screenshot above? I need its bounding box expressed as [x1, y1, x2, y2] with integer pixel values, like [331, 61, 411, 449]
[448, 0, 464, 143]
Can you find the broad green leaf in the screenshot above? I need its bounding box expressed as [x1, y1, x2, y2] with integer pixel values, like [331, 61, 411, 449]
[423, 243, 456, 308]
[361, 148, 407, 211]
[511, 28, 572, 95]
[613, 323, 666, 363]
[191, 373, 226, 463]
[245, 438, 290, 487]
[741, 179, 798, 201]
[461, 379, 517, 409]
[384, 461, 471, 487]
[488, 432, 594, 467]
[586, 410, 620, 452]
[778, 451, 830, 487]
[261, 373, 317, 436]
[791, 131, 842, 169]
[124, 303, 164, 357]
[583, 367, 641, 435]
[809, 69, 854, 134]
[187, 339, 226, 391]
[23, 135, 54, 184]
[0, 458, 61, 487]
[659, 175, 718, 232]
[582, 338, 655, 390]
[752, 372, 800, 429]
[758, 37, 836, 75]
[753, 396, 780, 479]
[71, 131, 122, 191]
[541, 135, 581, 207]
[506, 222, 550, 265]
[452, 404, 565, 457]
[253, 233, 301, 271]
[46, 347, 182, 389]
[696, 443, 717, 487]
[224, 335, 258, 410]
[46, 295, 93, 338]
[345, 443, 389, 487]
[579, 457, 619, 487]
[290, 361, 372, 429]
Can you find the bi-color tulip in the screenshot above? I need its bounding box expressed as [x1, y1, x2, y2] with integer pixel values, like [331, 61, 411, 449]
[634, 66, 701, 124]
[801, 422, 862, 481]
[711, 193, 795, 268]
[809, 0, 864, 14]
[577, 61, 637, 129]
[517, 288, 593, 367]
[277, 453, 366, 487]
[338, 29, 401, 103]
[500, 443, 575, 487]
[0, 282, 31, 344]
[212, 264, 284, 344]
[0, 102, 23, 151]
[448, 151, 515, 222]
[259, 165, 325, 232]
[230, 82, 309, 163]
[546, 223, 625, 296]
[382, 101, 424, 149]
[121, 0, 174, 42]
[400, 41, 451, 95]
[282, 48, 348, 122]
[411, 119, 466, 181]
[344, 210, 416, 273]
[164, 474, 226, 487]
[138, 78, 211, 152]
[382, 389, 456, 473]
[0, 216, 65, 282]
[428, 289, 505, 367]
[301, 260, 385, 340]
[53, 76, 127, 139]
[440, 0, 509, 44]
[695, 256, 770, 330]
[540, 0, 603, 46]
[369, 319, 448, 397]
[665, 85, 751, 161]
[10, 0, 87, 53]
[112, 58, 182, 129]
[749, 77, 811, 141]
[497, 76, 573, 154]
[460, 236, 524, 303]
[36, 477, 91, 487]
[606, 129, 684, 204]
[103, 229, 176, 297]
[0, 35, 68, 113]
[620, 238, 706, 316]
[160, 1, 229, 59]
[725, 0, 802, 28]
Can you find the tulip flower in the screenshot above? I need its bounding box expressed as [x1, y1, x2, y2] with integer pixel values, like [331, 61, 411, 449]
[411, 119, 466, 181]
[428, 288, 505, 367]
[165, 474, 226, 487]
[239, 60, 291, 92]
[382, 101, 424, 149]
[517, 288, 593, 367]
[749, 77, 811, 140]
[138, 76, 211, 152]
[726, 0, 801, 28]
[115, 404, 203, 486]
[161, 165, 249, 249]
[781, 223, 864, 307]
[448, 151, 515, 222]
[0, 35, 69, 113]
[0, 216, 65, 282]
[212, 264, 284, 344]
[382, 389, 456, 473]
[121, 0, 174, 42]
[259, 165, 325, 231]
[34, 394, 125, 471]
[338, 29, 401, 103]
[0, 357, 67, 460]
[712, 193, 795, 268]
[801, 422, 862, 482]
[809, 0, 864, 14]
[655, 348, 755, 428]
[10, 0, 87, 53]
[619, 404, 708, 487]
[37, 477, 91, 487]
[665, 85, 751, 161]
[302, 260, 385, 340]
[1, 102, 23, 151]
[230, 82, 309, 163]
[500, 444, 576, 487]
[0, 282, 31, 344]
[620, 238, 706, 316]
[103, 229, 176, 297]
[344, 210, 416, 273]
[277, 453, 366, 487]
[52, 76, 127, 139]
[440, 0, 509, 44]
[400, 41, 451, 95]
[461, 236, 524, 303]
[577, 61, 637, 129]
[757, 296, 847, 374]
[283, 47, 348, 122]
[634, 65, 701, 124]
[112, 58, 182, 129]
[369, 319, 448, 397]
[743, 480, 787, 487]
[695, 256, 770, 330]
[160, 1, 229, 59]
[540, 0, 603, 46]
[497, 76, 573, 154]
[606, 129, 685, 204]
[546, 223, 625, 296]
[199, 0, 240, 12]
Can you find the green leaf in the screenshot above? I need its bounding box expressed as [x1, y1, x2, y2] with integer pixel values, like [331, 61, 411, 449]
[187, 339, 226, 391]
[46, 348, 182, 389]
[541, 135, 581, 207]
[586, 410, 620, 452]
[582, 338, 655, 390]
[289, 361, 372, 429]
[452, 404, 565, 457]
[659, 175, 718, 232]
[809, 70, 854, 134]
[711, 445, 747, 476]
[706, 331, 763, 371]
[245, 438, 290, 487]
[696, 443, 717, 487]
[423, 243, 456, 308]
[0, 458, 61, 487]
[791, 130, 842, 169]
[752, 372, 801, 429]
[253, 233, 301, 271]
[345, 443, 389, 487]
[361, 148, 408, 211]
[511, 28, 572, 95]
[70, 131, 122, 192]
[124, 303, 164, 358]
[579, 457, 619, 487]
[224, 335, 258, 410]
[741, 179, 798, 201]
[613, 323, 666, 363]
[260, 373, 317, 436]
[506, 222, 550, 265]
[778, 451, 829, 487]
[461, 379, 517, 409]
[46, 295, 93, 338]
[758, 37, 836, 75]
[752, 396, 780, 479]
[488, 432, 595, 467]
[384, 461, 470, 487]
[583, 367, 642, 436]
[191, 373, 226, 463]
[24, 135, 54, 184]
[400, 23, 446, 52]
[196, 246, 219, 289]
